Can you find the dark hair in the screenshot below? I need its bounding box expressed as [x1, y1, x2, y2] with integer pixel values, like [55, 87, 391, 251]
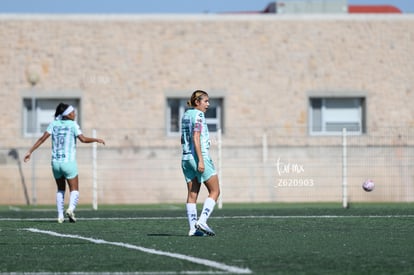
[54, 102, 69, 118]
[187, 90, 208, 107]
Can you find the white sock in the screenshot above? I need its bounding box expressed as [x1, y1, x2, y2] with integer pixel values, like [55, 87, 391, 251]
[68, 190, 79, 212]
[56, 190, 65, 218]
[198, 197, 216, 224]
[186, 203, 197, 231]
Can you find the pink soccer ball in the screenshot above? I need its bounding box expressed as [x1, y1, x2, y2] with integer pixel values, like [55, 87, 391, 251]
[362, 179, 375, 192]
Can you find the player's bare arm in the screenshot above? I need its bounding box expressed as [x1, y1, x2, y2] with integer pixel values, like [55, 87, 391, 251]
[24, 132, 51, 162]
[193, 130, 204, 173]
[77, 134, 105, 145]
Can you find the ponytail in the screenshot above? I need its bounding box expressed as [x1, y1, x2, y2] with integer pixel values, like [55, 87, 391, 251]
[54, 102, 69, 119]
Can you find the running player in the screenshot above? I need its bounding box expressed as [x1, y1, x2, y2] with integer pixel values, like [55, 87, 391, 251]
[181, 90, 220, 236]
[24, 103, 105, 223]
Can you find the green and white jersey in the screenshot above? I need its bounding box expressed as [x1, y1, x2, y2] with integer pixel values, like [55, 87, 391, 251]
[46, 120, 82, 163]
[181, 108, 210, 160]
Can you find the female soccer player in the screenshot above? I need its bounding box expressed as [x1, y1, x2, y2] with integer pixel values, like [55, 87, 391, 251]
[24, 102, 105, 223]
[181, 90, 220, 236]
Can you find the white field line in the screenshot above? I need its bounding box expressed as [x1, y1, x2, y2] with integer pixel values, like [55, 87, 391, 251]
[24, 228, 252, 275]
[3, 272, 233, 275]
[2, 215, 414, 222]
[221, 215, 414, 219]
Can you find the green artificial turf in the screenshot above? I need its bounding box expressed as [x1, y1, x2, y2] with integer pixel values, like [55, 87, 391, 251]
[1, 203, 413, 274]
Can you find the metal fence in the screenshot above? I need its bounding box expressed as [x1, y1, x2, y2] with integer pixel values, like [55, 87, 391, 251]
[1, 126, 413, 206]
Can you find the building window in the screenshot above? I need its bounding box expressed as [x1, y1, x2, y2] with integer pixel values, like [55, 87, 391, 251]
[309, 97, 365, 135]
[23, 98, 80, 137]
[167, 97, 224, 135]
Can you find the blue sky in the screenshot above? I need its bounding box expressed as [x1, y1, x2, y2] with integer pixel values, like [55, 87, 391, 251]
[0, 0, 412, 14]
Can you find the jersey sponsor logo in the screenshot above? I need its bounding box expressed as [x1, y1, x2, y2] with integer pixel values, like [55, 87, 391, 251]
[52, 126, 70, 135]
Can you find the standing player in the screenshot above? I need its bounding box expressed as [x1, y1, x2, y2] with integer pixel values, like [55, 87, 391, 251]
[24, 102, 105, 223]
[181, 90, 220, 236]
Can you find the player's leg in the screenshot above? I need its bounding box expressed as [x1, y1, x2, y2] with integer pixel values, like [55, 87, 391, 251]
[187, 176, 201, 203]
[183, 158, 204, 236]
[65, 175, 79, 222]
[186, 177, 204, 236]
[63, 162, 79, 222]
[204, 174, 220, 201]
[196, 157, 220, 236]
[196, 174, 219, 236]
[52, 163, 66, 223]
[55, 177, 66, 223]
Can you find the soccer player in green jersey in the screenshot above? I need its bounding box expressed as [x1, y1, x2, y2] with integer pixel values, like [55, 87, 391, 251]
[181, 90, 220, 236]
[24, 103, 105, 223]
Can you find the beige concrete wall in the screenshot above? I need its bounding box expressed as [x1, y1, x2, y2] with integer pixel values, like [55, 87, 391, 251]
[0, 14, 413, 205]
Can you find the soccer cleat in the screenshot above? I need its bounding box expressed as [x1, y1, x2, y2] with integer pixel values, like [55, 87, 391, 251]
[195, 222, 216, 236]
[188, 229, 206, 237]
[57, 217, 65, 224]
[65, 209, 76, 223]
